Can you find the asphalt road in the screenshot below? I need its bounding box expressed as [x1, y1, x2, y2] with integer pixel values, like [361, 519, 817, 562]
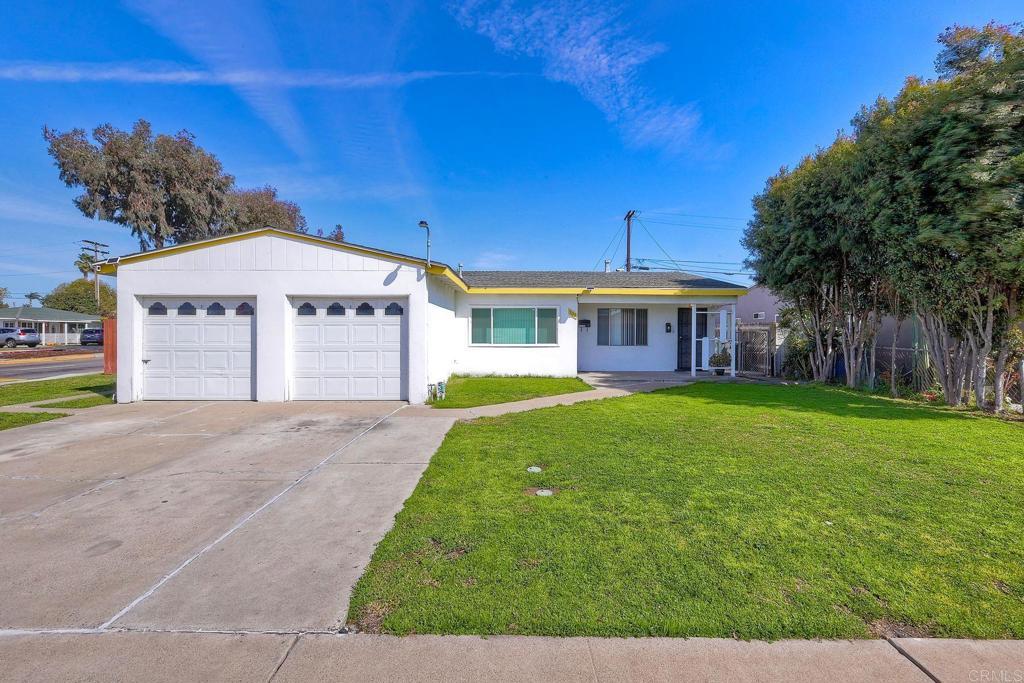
[0, 355, 104, 382]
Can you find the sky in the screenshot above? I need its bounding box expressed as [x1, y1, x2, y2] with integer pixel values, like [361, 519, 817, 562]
[0, 1, 1019, 305]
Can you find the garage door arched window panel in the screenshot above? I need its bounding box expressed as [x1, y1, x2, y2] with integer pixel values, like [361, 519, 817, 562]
[298, 302, 317, 316]
[385, 302, 404, 316]
[207, 302, 225, 316]
[327, 302, 345, 316]
[236, 302, 254, 316]
[177, 302, 197, 316]
[148, 302, 167, 316]
[356, 302, 374, 316]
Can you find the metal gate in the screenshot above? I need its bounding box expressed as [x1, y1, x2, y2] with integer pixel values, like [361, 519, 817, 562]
[738, 325, 772, 375]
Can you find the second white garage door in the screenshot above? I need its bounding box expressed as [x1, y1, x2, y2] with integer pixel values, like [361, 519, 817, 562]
[291, 298, 406, 400]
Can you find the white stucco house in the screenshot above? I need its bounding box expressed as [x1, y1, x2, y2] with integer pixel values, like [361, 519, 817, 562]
[99, 227, 747, 404]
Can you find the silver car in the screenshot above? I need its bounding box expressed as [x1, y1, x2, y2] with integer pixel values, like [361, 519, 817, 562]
[0, 328, 41, 348]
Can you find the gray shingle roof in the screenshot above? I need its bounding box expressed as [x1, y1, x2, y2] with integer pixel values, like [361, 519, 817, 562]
[0, 305, 102, 322]
[459, 271, 743, 289]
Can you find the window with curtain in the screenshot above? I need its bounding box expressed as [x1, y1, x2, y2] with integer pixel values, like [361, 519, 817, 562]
[470, 307, 558, 345]
[597, 308, 647, 346]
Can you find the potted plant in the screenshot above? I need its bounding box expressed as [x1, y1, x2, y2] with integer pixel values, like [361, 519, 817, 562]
[708, 350, 731, 375]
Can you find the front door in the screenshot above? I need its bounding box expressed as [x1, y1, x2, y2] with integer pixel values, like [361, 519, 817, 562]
[677, 308, 691, 371]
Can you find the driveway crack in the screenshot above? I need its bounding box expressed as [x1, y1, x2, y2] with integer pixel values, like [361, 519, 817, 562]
[266, 634, 300, 682]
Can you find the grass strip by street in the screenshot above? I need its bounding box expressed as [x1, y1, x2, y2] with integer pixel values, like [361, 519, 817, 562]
[349, 382, 1024, 639]
[35, 394, 115, 409]
[0, 374, 114, 407]
[429, 375, 591, 409]
[0, 412, 68, 431]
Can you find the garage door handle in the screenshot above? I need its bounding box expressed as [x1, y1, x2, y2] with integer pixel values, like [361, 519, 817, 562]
[141, 359, 151, 364]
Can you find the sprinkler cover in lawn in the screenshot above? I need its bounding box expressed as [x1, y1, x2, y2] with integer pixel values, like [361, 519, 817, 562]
[536, 488, 554, 497]
[527, 466, 542, 473]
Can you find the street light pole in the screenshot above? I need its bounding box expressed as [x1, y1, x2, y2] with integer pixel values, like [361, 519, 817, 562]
[418, 220, 431, 268]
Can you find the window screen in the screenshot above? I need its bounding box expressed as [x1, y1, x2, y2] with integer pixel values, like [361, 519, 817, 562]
[471, 308, 492, 344]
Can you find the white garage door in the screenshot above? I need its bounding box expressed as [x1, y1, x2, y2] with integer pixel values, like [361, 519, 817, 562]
[291, 298, 405, 400]
[142, 298, 255, 400]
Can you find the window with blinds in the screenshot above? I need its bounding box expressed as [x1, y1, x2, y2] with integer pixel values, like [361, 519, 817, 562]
[597, 308, 648, 346]
[470, 307, 558, 345]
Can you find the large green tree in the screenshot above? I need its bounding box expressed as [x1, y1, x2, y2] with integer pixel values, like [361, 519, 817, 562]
[223, 186, 307, 234]
[44, 120, 308, 250]
[43, 279, 116, 317]
[747, 23, 1024, 409]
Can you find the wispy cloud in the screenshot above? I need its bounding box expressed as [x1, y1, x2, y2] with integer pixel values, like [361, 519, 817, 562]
[470, 250, 518, 269]
[0, 61, 509, 89]
[450, 0, 701, 154]
[122, 0, 310, 157]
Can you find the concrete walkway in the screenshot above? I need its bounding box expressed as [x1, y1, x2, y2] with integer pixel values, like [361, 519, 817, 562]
[2, 631, 1022, 681]
[402, 370, 715, 419]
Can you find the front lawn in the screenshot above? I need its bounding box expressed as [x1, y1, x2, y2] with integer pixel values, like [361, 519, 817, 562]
[430, 375, 590, 409]
[35, 394, 114, 409]
[349, 383, 1024, 639]
[0, 374, 114, 407]
[0, 412, 67, 431]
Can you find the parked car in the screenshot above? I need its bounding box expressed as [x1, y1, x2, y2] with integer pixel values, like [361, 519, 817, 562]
[80, 328, 104, 346]
[0, 328, 41, 348]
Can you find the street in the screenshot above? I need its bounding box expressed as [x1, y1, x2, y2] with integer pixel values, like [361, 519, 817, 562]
[0, 354, 104, 382]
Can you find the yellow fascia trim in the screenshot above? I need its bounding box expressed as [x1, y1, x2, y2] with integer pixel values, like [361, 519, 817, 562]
[584, 287, 748, 296]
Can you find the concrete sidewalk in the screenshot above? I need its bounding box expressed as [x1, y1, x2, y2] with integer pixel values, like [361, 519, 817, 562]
[2, 631, 1022, 682]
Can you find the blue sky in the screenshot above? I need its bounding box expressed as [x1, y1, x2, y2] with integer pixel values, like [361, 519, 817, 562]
[0, 1, 1019, 304]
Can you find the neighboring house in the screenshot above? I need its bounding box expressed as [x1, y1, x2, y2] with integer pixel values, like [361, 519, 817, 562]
[98, 228, 747, 403]
[735, 286, 782, 326]
[737, 285, 919, 349]
[0, 306, 101, 345]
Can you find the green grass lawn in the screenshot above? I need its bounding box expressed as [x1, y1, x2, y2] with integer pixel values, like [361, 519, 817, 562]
[0, 374, 114, 407]
[430, 375, 591, 409]
[0, 412, 67, 431]
[34, 394, 114, 409]
[349, 382, 1024, 639]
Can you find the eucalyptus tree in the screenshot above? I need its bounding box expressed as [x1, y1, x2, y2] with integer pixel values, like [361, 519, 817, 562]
[44, 120, 309, 251]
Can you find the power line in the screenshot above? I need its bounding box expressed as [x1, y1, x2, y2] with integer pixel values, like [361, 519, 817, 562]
[608, 223, 628, 271]
[643, 210, 748, 222]
[635, 217, 685, 271]
[639, 217, 744, 233]
[591, 222, 626, 272]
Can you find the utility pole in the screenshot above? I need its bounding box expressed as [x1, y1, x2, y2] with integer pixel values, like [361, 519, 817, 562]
[80, 239, 109, 304]
[624, 210, 636, 272]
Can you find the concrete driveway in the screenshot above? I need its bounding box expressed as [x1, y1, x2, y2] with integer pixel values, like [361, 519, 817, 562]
[0, 401, 455, 633]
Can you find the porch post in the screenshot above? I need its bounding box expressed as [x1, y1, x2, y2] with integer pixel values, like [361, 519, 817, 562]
[63, 322, 68, 344]
[730, 303, 737, 377]
[690, 305, 697, 378]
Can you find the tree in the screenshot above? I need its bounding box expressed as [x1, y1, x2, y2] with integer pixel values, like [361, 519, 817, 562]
[44, 120, 232, 250]
[25, 292, 43, 307]
[749, 23, 1024, 409]
[43, 279, 116, 317]
[74, 251, 97, 279]
[316, 224, 345, 241]
[43, 119, 309, 250]
[0, 286, 9, 309]
[222, 186, 307, 233]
